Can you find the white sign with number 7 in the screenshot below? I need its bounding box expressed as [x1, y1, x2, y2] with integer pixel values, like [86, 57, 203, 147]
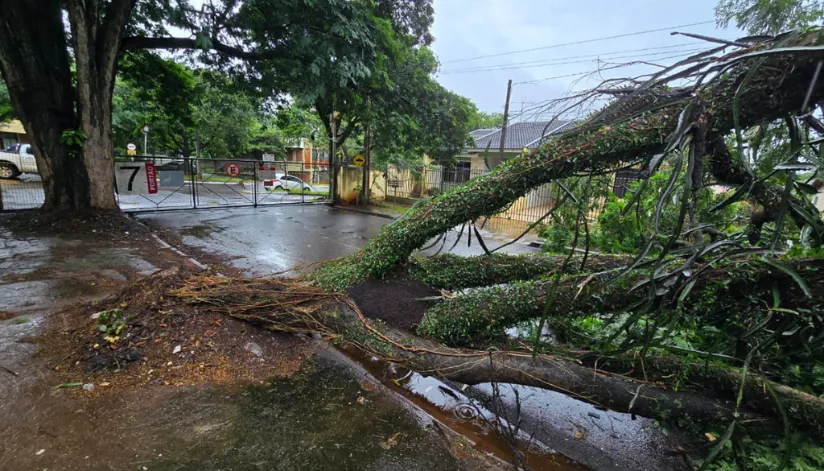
[115, 162, 158, 195]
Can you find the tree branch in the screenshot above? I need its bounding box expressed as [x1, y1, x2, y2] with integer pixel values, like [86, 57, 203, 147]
[120, 36, 286, 61]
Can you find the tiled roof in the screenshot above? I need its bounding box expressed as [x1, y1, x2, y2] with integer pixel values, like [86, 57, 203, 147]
[468, 120, 573, 150]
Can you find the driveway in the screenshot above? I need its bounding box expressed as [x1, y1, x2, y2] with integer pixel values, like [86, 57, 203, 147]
[136, 205, 541, 275]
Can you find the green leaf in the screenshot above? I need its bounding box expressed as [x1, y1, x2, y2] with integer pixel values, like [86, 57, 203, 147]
[760, 258, 812, 298]
[55, 382, 84, 389]
[698, 421, 736, 471]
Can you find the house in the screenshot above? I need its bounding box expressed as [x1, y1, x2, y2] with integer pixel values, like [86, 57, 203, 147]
[413, 120, 575, 218]
[276, 137, 330, 184]
[457, 120, 575, 174]
[0, 120, 29, 150]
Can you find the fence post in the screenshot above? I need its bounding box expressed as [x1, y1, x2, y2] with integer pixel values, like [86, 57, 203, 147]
[301, 162, 305, 204]
[191, 158, 198, 209]
[253, 164, 258, 208]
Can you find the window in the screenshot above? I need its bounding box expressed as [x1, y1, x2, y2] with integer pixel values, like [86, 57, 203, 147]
[2, 133, 18, 151]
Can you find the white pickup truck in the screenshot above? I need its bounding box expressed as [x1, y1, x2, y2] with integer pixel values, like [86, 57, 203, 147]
[0, 143, 38, 179]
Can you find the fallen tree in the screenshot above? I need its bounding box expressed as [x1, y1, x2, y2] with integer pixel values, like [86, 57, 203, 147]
[142, 32, 824, 463]
[313, 32, 824, 289]
[168, 272, 824, 438]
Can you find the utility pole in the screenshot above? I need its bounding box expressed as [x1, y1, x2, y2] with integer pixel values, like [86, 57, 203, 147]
[499, 79, 512, 160]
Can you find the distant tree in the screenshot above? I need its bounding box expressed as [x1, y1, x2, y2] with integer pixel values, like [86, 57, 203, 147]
[0, 81, 12, 122]
[468, 111, 505, 130]
[716, 0, 824, 34]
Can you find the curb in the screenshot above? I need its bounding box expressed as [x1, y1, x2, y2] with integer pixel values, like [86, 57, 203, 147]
[329, 204, 398, 220]
[128, 215, 217, 274]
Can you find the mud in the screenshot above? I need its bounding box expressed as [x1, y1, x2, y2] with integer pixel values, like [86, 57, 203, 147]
[347, 278, 439, 331]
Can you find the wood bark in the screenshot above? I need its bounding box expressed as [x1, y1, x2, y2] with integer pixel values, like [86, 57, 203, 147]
[67, 0, 135, 211]
[0, 0, 89, 210]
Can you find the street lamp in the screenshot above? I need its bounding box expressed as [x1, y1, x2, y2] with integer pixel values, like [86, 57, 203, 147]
[142, 124, 149, 156]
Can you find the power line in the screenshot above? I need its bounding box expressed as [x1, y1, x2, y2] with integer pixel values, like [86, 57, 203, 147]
[513, 51, 695, 85]
[439, 47, 708, 75]
[439, 42, 699, 73]
[440, 20, 716, 64]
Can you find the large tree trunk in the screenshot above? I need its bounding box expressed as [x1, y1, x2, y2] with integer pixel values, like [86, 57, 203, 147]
[0, 0, 133, 211]
[169, 273, 824, 438]
[315, 44, 824, 288]
[0, 0, 90, 210]
[67, 0, 134, 211]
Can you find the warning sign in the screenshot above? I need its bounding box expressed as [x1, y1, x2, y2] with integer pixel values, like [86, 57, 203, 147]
[126, 143, 137, 156]
[352, 154, 365, 167]
[225, 163, 241, 178]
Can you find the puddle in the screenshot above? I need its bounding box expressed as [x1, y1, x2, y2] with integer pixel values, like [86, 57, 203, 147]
[340, 345, 590, 471]
[178, 223, 225, 238]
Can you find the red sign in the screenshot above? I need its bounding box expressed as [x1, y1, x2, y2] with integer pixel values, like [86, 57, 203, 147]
[145, 162, 158, 194]
[225, 163, 241, 178]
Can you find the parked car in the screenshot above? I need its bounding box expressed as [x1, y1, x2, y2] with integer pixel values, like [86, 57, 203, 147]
[263, 173, 316, 192]
[0, 143, 37, 179]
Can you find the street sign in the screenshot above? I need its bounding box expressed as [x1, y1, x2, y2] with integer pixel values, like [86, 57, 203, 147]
[262, 153, 275, 162]
[115, 162, 158, 195]
[126, 143, 136, 156]
[352, 154, 365, 167]
[225, 163, 241, 178]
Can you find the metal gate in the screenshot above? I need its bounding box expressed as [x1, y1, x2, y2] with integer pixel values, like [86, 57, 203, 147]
[0, 156, 331, 212]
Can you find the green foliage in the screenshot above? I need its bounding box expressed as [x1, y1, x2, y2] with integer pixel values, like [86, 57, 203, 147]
[468, 111, 505, 131]
[539, 167, 743, 255]
[95, 308, 127, 344]
[701, 433, 824, 471]
[716, 0, 824, 34]
[113, 55, 291, 158]
[0, 81, 13, 122]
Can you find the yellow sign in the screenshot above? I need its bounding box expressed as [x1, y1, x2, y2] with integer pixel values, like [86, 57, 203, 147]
[352, 154, 365, 167]
[127, 148, 137, 156]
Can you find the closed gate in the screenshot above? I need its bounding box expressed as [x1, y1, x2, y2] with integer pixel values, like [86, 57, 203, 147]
[0, 156, 331, 212]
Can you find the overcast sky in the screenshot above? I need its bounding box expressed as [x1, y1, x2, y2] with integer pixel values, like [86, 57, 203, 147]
[430, 0, 743, 118]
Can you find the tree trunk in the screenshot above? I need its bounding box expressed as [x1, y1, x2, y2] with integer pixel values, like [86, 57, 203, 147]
[67, 0, 134, 211]
[170, 273, 824, 438]
[316, 46, 824, 287]
[417, 257, 824, 347]
[0, 0, 90, 210]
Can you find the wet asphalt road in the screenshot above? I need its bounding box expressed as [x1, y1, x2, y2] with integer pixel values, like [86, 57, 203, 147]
[137, 205, 540, 275]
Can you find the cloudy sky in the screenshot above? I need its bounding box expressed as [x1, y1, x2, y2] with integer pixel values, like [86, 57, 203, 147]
[430, 0, 743, 117]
